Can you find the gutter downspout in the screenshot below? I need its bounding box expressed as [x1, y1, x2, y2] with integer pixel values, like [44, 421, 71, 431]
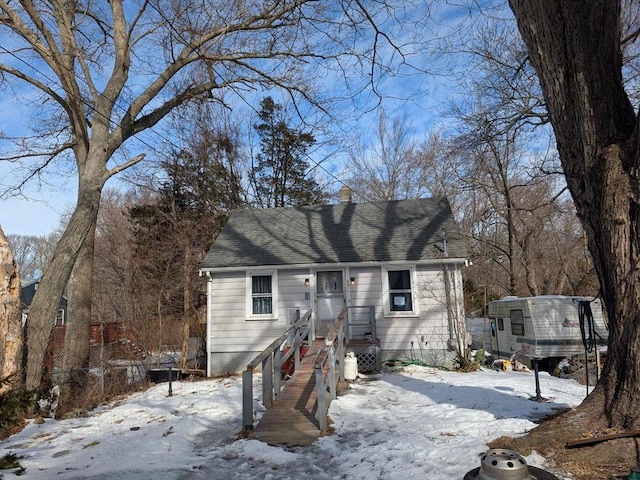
[205, 272, 213, 377]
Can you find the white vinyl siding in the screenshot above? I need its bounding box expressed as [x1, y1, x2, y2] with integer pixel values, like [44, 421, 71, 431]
[208, 269, 312, 374]
[207, 262, 467, 374]
[277, 270, 312, 321]
[349, 267, 383, 310]
[347, 267, 383, 338]
[209, 272, 284, 355]
[376, 266, 457, 354]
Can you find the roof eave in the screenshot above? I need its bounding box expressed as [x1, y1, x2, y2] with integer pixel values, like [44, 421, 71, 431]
[199, 256, 468, 274]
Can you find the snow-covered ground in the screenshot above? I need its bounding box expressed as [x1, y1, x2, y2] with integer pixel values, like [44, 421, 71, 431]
[0, 365, 589, 480]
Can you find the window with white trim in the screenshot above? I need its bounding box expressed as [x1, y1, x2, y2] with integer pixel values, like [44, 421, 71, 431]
[247, 271, 278, 318]
[383, 267, 416, 314]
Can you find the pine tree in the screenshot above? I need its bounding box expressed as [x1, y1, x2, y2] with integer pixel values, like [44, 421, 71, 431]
[251, 97, 326, 208]
[0, 375, 34, 439]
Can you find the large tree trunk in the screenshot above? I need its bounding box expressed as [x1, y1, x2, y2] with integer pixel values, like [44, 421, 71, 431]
[60, 220, 97, 402]
[25, 181, 104, 390]
[509, 1, 640, 428]
[0, 226, 22, 392]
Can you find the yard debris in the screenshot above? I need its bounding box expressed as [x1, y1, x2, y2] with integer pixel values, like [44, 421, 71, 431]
[566, 430, 640, 448]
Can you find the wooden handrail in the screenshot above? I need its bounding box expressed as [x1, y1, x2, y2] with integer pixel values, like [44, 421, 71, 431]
[314, 308, 347, 431]
[242, 305, 375, 433]
[247, 332, 288, 371]
[242, 308, 312, 431]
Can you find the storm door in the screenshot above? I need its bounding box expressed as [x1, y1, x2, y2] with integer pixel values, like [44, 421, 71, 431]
[316, 271, 345, 337]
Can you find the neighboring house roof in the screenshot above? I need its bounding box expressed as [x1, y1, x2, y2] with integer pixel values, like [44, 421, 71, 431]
[20, 279, 67, 310]
[201, 197, 467, 270]
[21, 279, 41, 308]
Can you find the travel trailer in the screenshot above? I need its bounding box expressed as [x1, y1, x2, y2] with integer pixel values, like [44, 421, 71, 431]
[486, 295, 608, 369]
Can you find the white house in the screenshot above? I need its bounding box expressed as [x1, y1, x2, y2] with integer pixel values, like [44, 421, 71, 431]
[199, 193, 469, 376]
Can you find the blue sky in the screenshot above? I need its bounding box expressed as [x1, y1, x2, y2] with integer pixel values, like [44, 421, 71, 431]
[0, 1, 503, 237]
[0, 194, 73, 236]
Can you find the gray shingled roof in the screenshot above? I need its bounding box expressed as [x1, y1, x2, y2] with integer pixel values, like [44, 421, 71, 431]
[200, 197, 467, 270]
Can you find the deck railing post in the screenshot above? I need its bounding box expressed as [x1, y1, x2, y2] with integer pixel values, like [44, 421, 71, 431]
[242, 369, 254, 430]
[329, 347, 337, 399]
[370, 306, 376, 339]
[274, 348, 282, 397]
[294, 344, 301, 370]
[337, 325, 345, 382]
[310, 314, 315, 342]
[315, 365, 327, 431]
[294, 323, 301, 370]
[262, 353, 273, 408]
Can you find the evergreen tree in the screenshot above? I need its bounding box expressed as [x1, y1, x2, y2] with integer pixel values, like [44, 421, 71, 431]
[0, 375, 34, 439]
[128, 126, 244, 358]
[251, 97, 326, 208]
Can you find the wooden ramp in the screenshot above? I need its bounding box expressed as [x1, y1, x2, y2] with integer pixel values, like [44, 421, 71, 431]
[248, 339, 329, 447]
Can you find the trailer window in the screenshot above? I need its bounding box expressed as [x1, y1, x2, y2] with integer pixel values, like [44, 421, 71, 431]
[497, 318, 504, 331]
[510, 309, 525, 336]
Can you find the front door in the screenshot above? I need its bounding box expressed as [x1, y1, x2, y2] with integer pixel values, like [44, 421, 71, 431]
[316, 271, 345, 337]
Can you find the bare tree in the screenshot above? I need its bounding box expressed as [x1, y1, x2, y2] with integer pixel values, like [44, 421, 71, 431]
[8, 233, 60, 281]
[348, 110, 421, 201]
[0, 1, 406, 390]
[127, 101, 245, 368]
[442, 13, 599, 302]
[92, 189, 137, 329]
[509, 0, 640, 432]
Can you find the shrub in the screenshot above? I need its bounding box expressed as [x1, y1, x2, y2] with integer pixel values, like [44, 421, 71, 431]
[0, 375, 35, 439]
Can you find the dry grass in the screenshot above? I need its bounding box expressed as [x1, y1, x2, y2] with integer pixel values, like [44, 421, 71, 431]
[488, 397, 639, 480]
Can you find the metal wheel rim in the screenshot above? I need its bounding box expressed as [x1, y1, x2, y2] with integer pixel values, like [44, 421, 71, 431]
[463, 466, 560, 480]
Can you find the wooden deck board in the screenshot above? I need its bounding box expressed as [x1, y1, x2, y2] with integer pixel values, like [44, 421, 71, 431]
[248, 339, 330, 447]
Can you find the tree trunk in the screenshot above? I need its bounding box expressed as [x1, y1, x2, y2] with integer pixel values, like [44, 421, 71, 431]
[521, 236, 540, 296]
[60, 220, 97, 401]
[509, 0, 640, 428]
[25, 182, 104, 390]
[0, 226, 22, 392]
[180, 245, 192, 371]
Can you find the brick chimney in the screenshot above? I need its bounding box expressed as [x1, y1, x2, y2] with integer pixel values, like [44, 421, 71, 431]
[339, 185, 352, 204]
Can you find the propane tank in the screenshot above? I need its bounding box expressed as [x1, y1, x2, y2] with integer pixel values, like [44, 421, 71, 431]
[344, 352, 358, 381]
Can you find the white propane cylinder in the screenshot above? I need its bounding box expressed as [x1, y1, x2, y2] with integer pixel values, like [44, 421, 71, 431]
[344, 352, 358, 381]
